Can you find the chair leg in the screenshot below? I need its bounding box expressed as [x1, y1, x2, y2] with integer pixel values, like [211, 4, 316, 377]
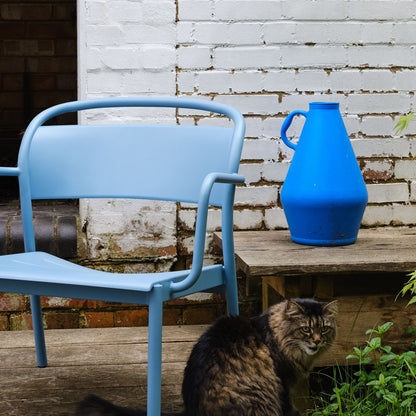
[30, 294, 48, 367]
[222, 195, 239, 317]
[225, 274, 239, 316]
[147, 284, 163, 416]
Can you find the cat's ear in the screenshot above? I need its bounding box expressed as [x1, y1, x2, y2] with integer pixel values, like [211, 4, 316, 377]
[322, 300, 338, 316]
[285, 300, 305, 317]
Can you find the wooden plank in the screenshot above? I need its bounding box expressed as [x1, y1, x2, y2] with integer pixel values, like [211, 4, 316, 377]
[214, 228, 416, 277]
[0, 325, 206, 349]
[0, 363, 186, 392]
[0, 326, 206, 416]
[0, 340, 198, 368]
[312, 294, 416, 367]
[0, 386, 183, 416]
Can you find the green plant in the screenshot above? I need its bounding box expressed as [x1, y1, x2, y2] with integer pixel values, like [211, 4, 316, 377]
[311, 322, 416, 416]
[394, 113, 415, 135]
[394, 113, 416, 306]
[398, 270, 416, 306]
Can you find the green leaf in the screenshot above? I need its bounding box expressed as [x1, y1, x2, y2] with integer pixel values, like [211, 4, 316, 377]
[401, 397, 414, 408]
[362, 346, 372, 356]
[383, 393, 397, 404]
[394, 113, 415, 134]
[405, 328, 416, 336]
[380, 353, 397, 363]
[368, 337, 381, 348]
[379, 322, 394, 332]
[395, 380, 403, 392]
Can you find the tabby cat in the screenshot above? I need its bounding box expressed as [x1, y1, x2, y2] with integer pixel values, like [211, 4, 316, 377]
[76, 298, 337, 416]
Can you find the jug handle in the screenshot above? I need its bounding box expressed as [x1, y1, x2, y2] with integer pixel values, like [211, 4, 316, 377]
[280, 110, 308, 150]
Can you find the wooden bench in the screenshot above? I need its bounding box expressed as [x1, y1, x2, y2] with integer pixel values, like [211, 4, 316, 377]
[214, 227, 416, 367]
[0, 325, 207, 416]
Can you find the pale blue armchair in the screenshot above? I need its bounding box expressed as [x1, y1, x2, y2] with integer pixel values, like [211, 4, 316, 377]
[0, 97, 245, 415]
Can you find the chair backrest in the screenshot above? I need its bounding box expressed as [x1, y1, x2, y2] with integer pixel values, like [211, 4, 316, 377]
[18, 97, 245, 207]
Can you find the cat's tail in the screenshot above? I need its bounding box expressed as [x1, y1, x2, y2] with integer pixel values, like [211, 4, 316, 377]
[75, 394, 181, 416]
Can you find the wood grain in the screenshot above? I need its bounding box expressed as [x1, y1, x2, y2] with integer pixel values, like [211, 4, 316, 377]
[214, 228, 416, 277]
[0, 326, 206, 416]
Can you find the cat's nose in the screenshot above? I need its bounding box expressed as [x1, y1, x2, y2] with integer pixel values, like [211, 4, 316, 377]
[313, 335, 321, 344]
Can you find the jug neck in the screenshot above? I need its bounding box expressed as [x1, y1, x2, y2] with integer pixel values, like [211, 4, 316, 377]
[309, 102, 339, 111]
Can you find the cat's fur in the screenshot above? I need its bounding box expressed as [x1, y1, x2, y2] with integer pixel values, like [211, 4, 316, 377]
[76, 298, 337, 416]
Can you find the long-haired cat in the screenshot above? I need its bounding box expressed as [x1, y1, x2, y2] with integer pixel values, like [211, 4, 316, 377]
[76, 298, 337, 416]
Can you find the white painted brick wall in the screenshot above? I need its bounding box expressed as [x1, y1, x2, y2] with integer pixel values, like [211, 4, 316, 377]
[78, 0, 178, 263]
[78, 0, 416, 262]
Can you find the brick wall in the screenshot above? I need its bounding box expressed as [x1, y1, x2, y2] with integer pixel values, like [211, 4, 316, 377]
[77, 0, 415, 319]
[79, 0, 416, 237]
[2, 0, 415, 330]
[77, 0, 416, 327]
[0, 0, 77, 128]
[175, 0, 416, 229]
[0, 0, 77, 198]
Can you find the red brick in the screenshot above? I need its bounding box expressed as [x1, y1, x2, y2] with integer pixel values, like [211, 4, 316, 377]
[0, 293, 27, 312]
[55, 39, 76, 56]
[158, 245, 177, 257]
[183, 307, 217, 325]
[0, 315, 9, 330]
[2, 73, 24, 91]
[56, 74, 77, 90]
[26, 57, 76, 73]
[29, 74, 56, 91]
[53, 4, 76, 20]
[97, 300, 141, 308]
[53, 112, 77, 126]
[0, 91, 23, 109]
[0, 22, 25, 38]
[68, 298, 97, 309]
[83, 312, 115, 328]
[41, 296, 96, 309]
[10, 313, 34, 330]
[116, 310, 149, 327]
[26, 22, 75, 39]
[362, 160, 394, 181]
[0, 5, 22, 20]
[31, 90, 76, 109]
[162, 309, 183, 325]
[0, 109, 25, 129]
[167, 293, 225, 306]
[21, 4, 53, 20]
[43, 312, 79, 329]
[3, 39, 54, 57]
[1, 4, 53, 20]
[0, 57, 24, 73]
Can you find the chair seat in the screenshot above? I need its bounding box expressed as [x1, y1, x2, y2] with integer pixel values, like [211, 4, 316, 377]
[0, 251, 225, 304]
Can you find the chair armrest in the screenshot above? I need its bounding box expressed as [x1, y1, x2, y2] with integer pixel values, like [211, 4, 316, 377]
[0, 167, 20, 176]
[169, 172, 245, 293]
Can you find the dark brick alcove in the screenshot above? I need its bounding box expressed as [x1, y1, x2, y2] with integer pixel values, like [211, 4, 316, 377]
[0, 0, 77, 199]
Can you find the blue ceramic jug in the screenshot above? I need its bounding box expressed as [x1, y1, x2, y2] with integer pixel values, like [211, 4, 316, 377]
[280, 102, 368, 246]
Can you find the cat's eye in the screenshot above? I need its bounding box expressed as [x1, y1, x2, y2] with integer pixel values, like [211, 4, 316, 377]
[301, 326, 311, 333]
[321, 326, 330, 334]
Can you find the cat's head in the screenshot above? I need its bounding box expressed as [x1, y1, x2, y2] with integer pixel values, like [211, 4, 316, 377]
[269, 298, 337, 361]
